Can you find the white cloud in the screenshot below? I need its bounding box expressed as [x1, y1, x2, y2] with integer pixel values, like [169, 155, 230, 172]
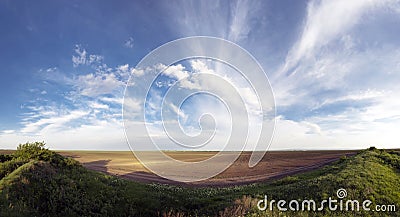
[280, 0, 387, 76]
[100, 96, 123, 105]
[301, 121, 322, 135]
[169, 103, 187, 121]
[76, 73, 124, 97]
[124, 97, 142, 114]
[124, 37, 134, 48]
[190, 59, 214, 74]
[1, 130, 15, 134]
[72, 45, 87, 67]
[312, 90, 385, 110]
[21, 109, 89, 134]
[273, 43, 400, 110]
[88, 54, 103, 64]
[272, 86, 400, 150]
[164, 0, 264, 43]
[270, 114, 400, 150]
[89, 101, 109, 110]
[72, 45, 103, 67]
[117, 64, 129, 73]
[268, 0, 400, 150]
[228, 0, 257, 42]
[163, 64, 189, 80]
[356, 90, 400, 123]
[130, 68, 144, 77]
[0, 121, 127, 150]
[148, 59, 267, 150]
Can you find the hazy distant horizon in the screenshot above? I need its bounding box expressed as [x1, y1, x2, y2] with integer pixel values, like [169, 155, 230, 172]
[2, 145, 397, 152]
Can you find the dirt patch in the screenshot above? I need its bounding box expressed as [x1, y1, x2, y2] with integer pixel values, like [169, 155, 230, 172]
[59, 150, 357, 187]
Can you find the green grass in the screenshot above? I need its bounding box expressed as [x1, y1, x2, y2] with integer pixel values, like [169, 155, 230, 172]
[241, 149, 400, 216]
[0, 142, 399, 216]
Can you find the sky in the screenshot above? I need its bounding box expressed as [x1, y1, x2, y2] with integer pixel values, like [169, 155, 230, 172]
[1, 0, 400, 150]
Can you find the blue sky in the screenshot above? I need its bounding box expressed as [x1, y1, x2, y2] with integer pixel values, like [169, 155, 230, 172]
[1, 0, 400, 150]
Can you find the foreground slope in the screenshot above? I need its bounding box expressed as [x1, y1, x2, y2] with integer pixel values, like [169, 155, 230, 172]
[241, 147, 400, 216]
[0, 143, 399, 216]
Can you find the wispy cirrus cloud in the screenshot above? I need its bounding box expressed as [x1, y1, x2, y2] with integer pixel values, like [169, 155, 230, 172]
[164, 0, 264, 43]
[268, 0, 400, 149]
[273, 0, 400, 107]
[279, 0, 393, 76]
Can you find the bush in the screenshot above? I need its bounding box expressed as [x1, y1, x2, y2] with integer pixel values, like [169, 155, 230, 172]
[0, 154, 13, 163]
[13, 142, 71, 167]
[14, 141, 48, 160]
[0, 159, 28, 180]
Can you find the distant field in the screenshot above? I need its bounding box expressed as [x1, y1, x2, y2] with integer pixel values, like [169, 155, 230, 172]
[56, 150, 357, 186]
[0, 150, 14, 155]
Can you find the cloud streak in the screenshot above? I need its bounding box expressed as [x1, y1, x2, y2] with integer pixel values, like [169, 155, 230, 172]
[280, 0, 391, 76]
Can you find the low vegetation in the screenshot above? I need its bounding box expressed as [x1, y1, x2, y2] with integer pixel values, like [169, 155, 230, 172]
[0, 142, 399, 216]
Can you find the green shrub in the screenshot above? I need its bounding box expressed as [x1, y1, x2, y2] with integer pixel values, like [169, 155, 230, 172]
[13, 142, 78, 168]
[0, 159, 28, 180]
[0, 154, 13, 163]
[14, 141, 50, 160]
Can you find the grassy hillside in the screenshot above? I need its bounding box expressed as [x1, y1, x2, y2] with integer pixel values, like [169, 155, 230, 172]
[0, 143, 399, 216]
[240, 147, 400, 216]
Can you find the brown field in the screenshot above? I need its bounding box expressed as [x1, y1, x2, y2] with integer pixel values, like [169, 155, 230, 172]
[0, 150, 15, 155]
[56, 150, 357, 187]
